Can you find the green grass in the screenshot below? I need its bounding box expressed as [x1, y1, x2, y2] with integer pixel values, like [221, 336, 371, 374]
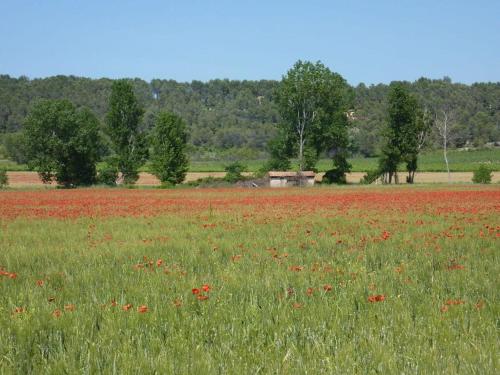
[0, 187, 498, 373]
[0, 159, 29, 171]
[2, 148, 499, 173]
[185, 148, 500, 173]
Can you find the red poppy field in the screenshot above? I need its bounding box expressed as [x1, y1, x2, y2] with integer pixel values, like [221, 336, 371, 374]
[0, 186, 499, 373]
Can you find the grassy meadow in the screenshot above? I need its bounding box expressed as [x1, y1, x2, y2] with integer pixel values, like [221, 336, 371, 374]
[188, 148, 500, 173]
[0, 186, 498, 373]
[1, 148, 500, 173]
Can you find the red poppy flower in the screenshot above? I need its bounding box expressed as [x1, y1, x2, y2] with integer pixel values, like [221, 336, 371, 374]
[122, 303, 133, 311]
[323, 284, 333, 292]
[197, 295, 209, 301]
[202, 284, 211, 292]
[445, 299, 464, 306]
[368, 294, 385, 303]
[192, 288, 200, 295]
[447, 264, 465, 271]
[137, 305, 148, 313]
[36, 280, 44, 287]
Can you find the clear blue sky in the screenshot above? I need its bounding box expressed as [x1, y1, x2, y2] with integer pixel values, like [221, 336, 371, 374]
[0, 0, 498, 85]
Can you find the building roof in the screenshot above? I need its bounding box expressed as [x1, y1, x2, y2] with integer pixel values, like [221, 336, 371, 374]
[268, 171, 315, 178]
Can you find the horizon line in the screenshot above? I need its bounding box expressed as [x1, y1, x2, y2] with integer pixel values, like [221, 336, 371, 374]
[2, 73, 499, 87]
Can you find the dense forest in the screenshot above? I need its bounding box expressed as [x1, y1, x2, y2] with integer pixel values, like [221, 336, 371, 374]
[0, 75, 498, 160]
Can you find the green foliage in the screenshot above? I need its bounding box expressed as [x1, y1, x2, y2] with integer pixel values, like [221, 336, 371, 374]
[224, 162, 247, 183]
[105, 80, 148, 184]
[186, 176, 230, 188]
[23, 99, 101, 187]
[149, 112, 189, 185]
[1, 132, 28, 164]
[261, 134, 293, 172]
[0, 169, 8, 187]
[274, 60, 352, 176]
[360, 170, 382, 184]
[1, 75, 499, 160]
[379, 83, 423, 183]
[472, 164, 492, 183]
[322, 153, 352, 184]
[97, 164, 119, 186]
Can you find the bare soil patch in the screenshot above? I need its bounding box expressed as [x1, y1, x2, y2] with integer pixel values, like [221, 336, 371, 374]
[6, 171, 500, 187]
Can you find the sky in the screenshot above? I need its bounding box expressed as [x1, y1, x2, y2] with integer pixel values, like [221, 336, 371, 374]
[0, 0, 499, 85]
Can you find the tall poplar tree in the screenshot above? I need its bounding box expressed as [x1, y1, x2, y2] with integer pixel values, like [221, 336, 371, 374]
[149, 111, 189, 185]
[379, 83, 425, 184]
[105, 80, 148, 184]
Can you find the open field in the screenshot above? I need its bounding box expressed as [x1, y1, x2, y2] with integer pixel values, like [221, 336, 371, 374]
[5, 170, 500, 187]
[0, 186, 499, 373]
[188, 149, 500, 173]
[2, 148, 500, 173]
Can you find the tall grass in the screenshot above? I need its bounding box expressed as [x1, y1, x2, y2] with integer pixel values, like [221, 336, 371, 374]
[0, 187, 498, 373]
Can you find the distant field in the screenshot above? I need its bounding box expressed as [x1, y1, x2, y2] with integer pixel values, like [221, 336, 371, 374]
[188, 149, 500, 172]
[1, 148, 499, 173]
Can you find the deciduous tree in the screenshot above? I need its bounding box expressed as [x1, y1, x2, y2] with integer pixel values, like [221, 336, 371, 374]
[149, 111, 189, 185]
[24, 99, 100, 187]
[379, 83, 424, 184]
[105, 80, 148, 184]
[274, 60, 352, 181]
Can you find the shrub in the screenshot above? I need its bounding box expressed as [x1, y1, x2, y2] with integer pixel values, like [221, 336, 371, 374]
[0, 169, 8, 188]
[224, 162, 247, 183]
[322, 168, 347, 184]
[97, 165, 119, 186]
[472, 164, 492, 184]
[186, 176, 230, 188]
[360, 170, 382, 184]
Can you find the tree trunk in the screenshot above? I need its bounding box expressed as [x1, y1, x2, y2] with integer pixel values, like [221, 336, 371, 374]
[441, 110, 451, 183]
[298, 133, 304, 172]
[444, 143, 450, 183]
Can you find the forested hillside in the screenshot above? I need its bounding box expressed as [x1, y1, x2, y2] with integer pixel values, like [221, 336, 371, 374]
[1, 75, 498, 159]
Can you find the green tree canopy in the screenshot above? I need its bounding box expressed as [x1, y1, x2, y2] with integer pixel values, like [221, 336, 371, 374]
[1, 75, 498, 161]
[105, 80, 148, 184]
[274, 60, 353, 180]
[24, 99, 101, 187]
[379, 83, 425, 183]
[149, 111, 189, 185]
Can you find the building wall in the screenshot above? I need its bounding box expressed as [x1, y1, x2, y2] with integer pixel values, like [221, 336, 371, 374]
[270, 177, 315, 187]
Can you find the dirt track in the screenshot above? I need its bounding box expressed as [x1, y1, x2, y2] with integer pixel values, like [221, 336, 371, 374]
[5, 171, 500, 187]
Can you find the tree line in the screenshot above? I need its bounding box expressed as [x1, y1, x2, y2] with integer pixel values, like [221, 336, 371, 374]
[1, 74, 498, 160]
[22, 81, 188, 187]
[0, 63, 498, 186]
